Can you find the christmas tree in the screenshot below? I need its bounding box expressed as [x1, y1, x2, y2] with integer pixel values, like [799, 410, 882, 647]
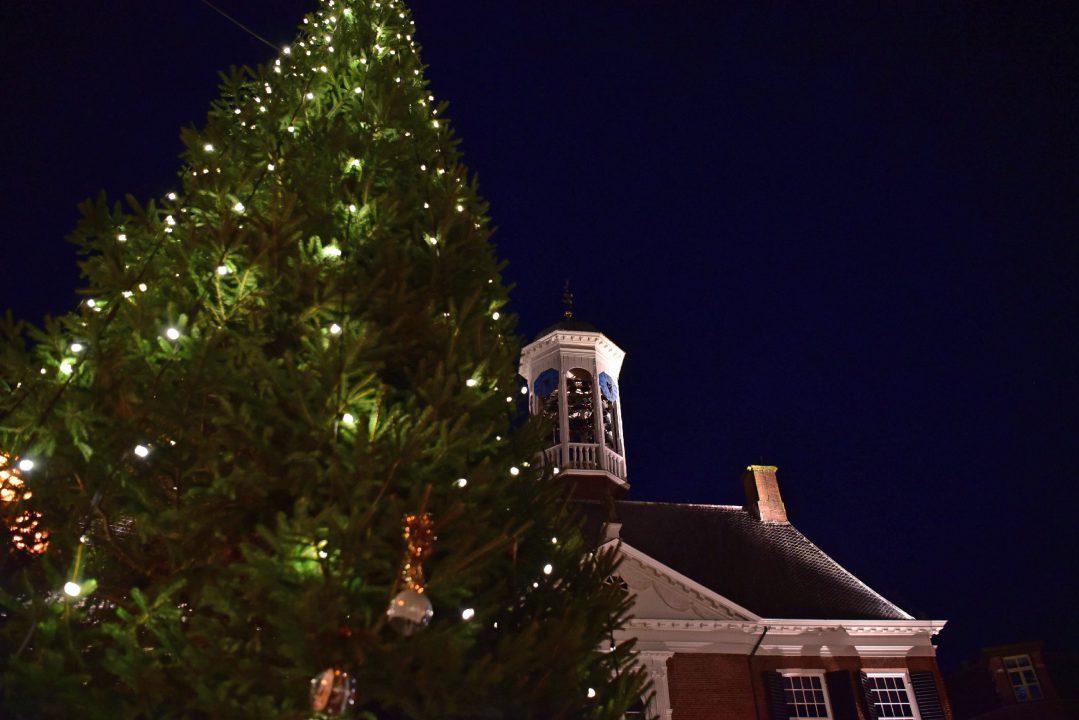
[0, 1, 645, 717]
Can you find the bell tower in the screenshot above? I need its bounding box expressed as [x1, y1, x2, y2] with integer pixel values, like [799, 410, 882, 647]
[519, 290, 628, 498]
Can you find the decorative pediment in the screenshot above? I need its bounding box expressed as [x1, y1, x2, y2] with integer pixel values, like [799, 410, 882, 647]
[608, 540, 758, 622]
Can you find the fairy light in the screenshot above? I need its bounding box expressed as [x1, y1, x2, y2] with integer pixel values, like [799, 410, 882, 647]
[134, 445, 150, 458]
[323, 245, 342, 258]
[138, 283, 148, 292]
[167, 192, 177, 201]
[461, 608, 475, 621]
[465, 378, 478, 388]
[454, 478, 467, 488]
[63, 581, 81, 597]
[117, 233, 127, 242]
[509, 466, 520, 476]
[587, 688, 597, 699]
[165, 327, 181, 341]
[329, 323, 342, 335]
[543, 563, 553, 575]
[216, 265, 229, 276]
[491, 312, 500, 321]
[341, 413, 355, 425]
[232, 201, 245, 213]
[520, 386, 528, 395]
[59, 361, 73, 375]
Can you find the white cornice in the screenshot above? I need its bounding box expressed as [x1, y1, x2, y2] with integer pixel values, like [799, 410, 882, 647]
[625, 618, 947, 636]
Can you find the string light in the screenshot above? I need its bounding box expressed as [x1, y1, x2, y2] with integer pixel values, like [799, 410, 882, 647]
[341, 413, 355, 425]
[465, 378, 478, 387]
[543, 563, 553, 575]
[509, 466, 520, 476]
[491, 312, 500, 320]
[454, 478, 467, 488]
[587, 688, 597, 699]
[232, 201, 245, 213]
[329, 323, 342, 335]
[134, 445, 150, 458]
[63, 581, 81, 597]
[17, 459, 34, 472]
[203, 143, 215, 153]
[59, 361, 73, 375]
[117, 233, 127, 242]
[323, 246, 341, 258]
[461, 608, 475, 621]
[216, 265, 229, 276]
[165, 327, 181, 341]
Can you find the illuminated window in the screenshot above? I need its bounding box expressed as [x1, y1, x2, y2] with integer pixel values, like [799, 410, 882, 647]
[1004, 655, 1042, 702]
[865, 674, 918, 720]
[782, 673, 832, 719]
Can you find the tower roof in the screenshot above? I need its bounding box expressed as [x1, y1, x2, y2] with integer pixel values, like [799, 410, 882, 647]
[533, 317, 601, 340]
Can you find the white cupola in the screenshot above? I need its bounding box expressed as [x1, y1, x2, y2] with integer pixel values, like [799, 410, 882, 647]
[519, 297, 628, 497]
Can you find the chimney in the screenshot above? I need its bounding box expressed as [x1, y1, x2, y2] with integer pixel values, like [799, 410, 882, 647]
[742, 465, 788, 523]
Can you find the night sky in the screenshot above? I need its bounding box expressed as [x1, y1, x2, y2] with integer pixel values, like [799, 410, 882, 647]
[2, 2, 1076, 669]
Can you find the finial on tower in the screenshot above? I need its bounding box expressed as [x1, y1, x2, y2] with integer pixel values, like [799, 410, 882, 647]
[562, 279, 574, 319]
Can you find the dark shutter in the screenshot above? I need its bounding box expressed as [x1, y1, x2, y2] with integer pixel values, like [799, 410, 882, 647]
[910, 671, 946, 720]
[763, 672, 790, 720]
[859, 672, 880, 720]
[825, 671, 859, 720]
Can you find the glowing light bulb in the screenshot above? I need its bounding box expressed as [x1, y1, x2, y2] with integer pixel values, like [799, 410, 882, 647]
[348, 204, 357, 213]
[318, 550, 328, 558]
[587, 688, 596, 699]
[461, 608, 475, 621]
[165, 215, 176, 226]
[18, 459, 34, 472]
[354, 86, 362, 94]
[520, 386, 528, 395]
[283, 46, 292, 55]
[287, 125, 296, 133]
[329, 323, 342, 335]
[216, 265, 229, 276]
[138, 283, 148, 292]
[70, 343, 83, 353]
[465, 378, 478, 387]
[267, 162, 275, 171]
[432, 120, 440, 128]
[455, 204, 464, 212]
[306, 92, 314, 100]
[59, 361, 73, 375]
[455, 478, 468, 488]
[232, 201, 245, 213]
[509, 466, 520, 476]
[551, 537, 558, 544]
[63, 581, 81, 597]
[323, 246, 342, 258]
[167, 192, 177, 201]
[134, 445, 150, 458]
[341, 412, 355, 425]
[165, 327, 181, 341]
[543, 563, 553, 575]
[203, 143, 214, 152]
[553, 467, 561, 475]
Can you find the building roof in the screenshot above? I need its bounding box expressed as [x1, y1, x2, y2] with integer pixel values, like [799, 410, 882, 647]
[582, 500, 913, 621]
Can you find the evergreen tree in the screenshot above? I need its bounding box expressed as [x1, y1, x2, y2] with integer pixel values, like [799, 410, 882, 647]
[0, 1, 645, 717]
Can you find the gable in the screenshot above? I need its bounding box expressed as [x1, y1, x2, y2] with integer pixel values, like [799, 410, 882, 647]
[610, 540, 758, 622]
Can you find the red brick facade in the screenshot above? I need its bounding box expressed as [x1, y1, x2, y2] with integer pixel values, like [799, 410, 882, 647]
[666, 652, 952, 720]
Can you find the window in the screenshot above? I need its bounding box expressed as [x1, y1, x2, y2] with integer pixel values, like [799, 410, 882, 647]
[865, 674, 919, 720]
[782, 673, 832, 719]
[623, 698, 647, 720]
[1003, 655, 1042, 702]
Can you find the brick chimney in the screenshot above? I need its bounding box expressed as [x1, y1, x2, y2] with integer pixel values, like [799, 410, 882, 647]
[742, 465, 788, 523]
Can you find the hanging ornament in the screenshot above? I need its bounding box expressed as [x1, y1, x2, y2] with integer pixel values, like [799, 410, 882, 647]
[386, 492, 436, 636]
[310, 667, 357, 716]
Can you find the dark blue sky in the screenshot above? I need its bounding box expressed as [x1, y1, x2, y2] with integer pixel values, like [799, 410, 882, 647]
[1, 2, 1076, 668]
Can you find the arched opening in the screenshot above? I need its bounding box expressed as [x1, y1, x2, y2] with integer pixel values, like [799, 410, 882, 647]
[566, 368, 595, 444]
[533, 368, 560, 444]
[599, 371, 620, 453]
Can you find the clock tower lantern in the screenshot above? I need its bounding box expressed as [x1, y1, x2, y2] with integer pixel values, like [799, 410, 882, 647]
[519, 302, 628, 499]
